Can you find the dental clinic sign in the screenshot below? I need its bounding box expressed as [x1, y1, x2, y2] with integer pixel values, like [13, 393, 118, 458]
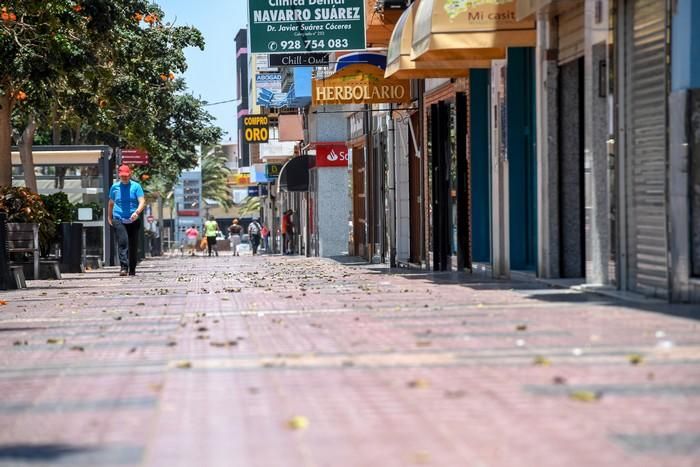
[248, 0, 366, 54]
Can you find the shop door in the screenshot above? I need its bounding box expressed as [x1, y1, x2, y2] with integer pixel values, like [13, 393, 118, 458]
[470, 69, 491, 263]
[408, 113, 422, 264]
[623, 0, 669, 297]
[352, 147, 367, 258]
[507, 47, 537, 271]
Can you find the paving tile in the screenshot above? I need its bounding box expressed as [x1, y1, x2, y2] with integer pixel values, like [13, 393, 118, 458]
[0, 254, 699, 466]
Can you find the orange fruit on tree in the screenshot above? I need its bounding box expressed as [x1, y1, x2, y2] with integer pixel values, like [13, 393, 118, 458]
[15, 91, 27, 101]
[169, 72, 175, 80]
[1, 12, 10, 21]
[133, 12, 143, 21]
[73, 5, 82, 12]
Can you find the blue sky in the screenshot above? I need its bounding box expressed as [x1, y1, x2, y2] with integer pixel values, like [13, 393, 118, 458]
[158, 0, 247, 142]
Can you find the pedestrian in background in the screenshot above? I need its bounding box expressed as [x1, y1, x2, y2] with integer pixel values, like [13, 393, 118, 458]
[228, 218, 242, 256]
[108, 164, 146, 276]
[261, 223, 270, 253]
[185, 225, 199, 256]
[281, 209, 294, 255]
[204, 216, 219, 257]
[248, 218, 263, 255]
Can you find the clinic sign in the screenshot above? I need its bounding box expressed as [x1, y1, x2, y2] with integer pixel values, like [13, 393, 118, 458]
[243, 114, 270, 144]
[248, 0, 366, 54]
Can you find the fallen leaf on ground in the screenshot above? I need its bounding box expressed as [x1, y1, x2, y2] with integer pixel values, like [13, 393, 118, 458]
[196, 326, 208, 332]
[407, 379, 430, 389]
[196, 335, 209, 340]
[210, 340, 238, 348]
[628, 354, 644, 365]
[516, 324, 528, 331]
[174, 361, 192, 369]
[13, 340, 28, 346]
[46, 338, 65, 345]
[70, 346, 85, 352]
[287, 416, 309, 430]
[552, 376, 567, 385]
[416, 341, 432, 347]
[113, 316, 122, 321]
[128, 347, 137, 354]
[0, 300, 7, 305]
[569, 390, 602, 402]
[533, 356, 551, 366]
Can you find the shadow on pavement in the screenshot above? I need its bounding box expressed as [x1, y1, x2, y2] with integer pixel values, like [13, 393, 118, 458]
[0, 444, 96, 461]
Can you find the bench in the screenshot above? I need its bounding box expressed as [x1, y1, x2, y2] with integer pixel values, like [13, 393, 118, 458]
[8, 223, 39, 285]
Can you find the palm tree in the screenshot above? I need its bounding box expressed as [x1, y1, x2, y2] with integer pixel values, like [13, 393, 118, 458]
[201, 145, 233, 211]
[238, 195, 261, 216]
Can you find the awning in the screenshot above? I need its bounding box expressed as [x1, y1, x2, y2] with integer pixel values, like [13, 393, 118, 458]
[11, 146, 110, 166]
[386, 1, 492, 79]
[278, 155, 314, 193]
[515, 0, 581, 21]
[411, 0, 536, 62]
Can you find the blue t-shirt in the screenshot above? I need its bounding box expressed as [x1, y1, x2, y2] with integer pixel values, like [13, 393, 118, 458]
[109, 180, 144, 220]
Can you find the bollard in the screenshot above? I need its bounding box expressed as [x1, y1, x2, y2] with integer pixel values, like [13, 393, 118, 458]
[0, 212, 11, 290]
[60, 222, 84, 273]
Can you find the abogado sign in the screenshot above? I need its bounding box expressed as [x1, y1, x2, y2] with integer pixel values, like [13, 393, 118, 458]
[313, 64, 411, 106]
[243, 115, 270, 144]
[248, 0, 366, 54]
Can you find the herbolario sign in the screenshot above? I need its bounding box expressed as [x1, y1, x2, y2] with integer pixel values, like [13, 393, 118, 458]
[312, 64, 411, 106]
[248, 0, 366, 54]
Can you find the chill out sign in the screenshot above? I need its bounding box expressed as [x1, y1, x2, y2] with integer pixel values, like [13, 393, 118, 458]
[248, 0, 366, 54]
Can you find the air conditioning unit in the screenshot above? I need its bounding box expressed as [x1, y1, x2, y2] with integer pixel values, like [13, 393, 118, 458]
[375, 0, 409, 12]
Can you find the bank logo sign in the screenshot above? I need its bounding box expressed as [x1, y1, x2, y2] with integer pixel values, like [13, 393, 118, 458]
[248, 0, 366, 54]
[316, 144, 349, 168]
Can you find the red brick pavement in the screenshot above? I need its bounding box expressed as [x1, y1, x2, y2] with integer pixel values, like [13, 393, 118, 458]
[0, 254, 699, 466]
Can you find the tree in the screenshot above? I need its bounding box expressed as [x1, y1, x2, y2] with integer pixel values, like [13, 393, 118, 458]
[201, 145, 233, 211]
[0, 0, 150, 187]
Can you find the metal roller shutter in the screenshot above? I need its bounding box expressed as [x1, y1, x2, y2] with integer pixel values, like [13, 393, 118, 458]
[557, 1, 585, 65]
[627, 0, 669, 297]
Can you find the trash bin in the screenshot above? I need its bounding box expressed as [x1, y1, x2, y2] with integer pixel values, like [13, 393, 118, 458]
[60, 222, 84, 273]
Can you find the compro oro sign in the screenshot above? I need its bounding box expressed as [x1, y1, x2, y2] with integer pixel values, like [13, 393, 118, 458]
[248, 0, 366, 54]
[316, 144, 349, 167]
[243, 115, 269, 144]
[312, 64, 411, 106]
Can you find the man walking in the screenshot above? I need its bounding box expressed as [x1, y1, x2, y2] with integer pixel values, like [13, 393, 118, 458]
[248, 218, 263, 256]
[108, 164, 146, 276]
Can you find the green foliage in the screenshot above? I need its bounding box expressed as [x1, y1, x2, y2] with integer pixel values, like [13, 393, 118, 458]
[0, 187, 56, 249]
[201, 145, 233, 211]
[238, 196, 262, 216]
[40, 192, 73, 224]
[1, 0, 222, 188]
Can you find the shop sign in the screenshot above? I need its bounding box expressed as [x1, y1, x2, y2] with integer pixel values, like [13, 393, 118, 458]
[312, 64, 411, 106]
[121, 149, 149, 165]
[243, 114, 269, 144]
[256, 73, 282, 92]
[248, 0, 366, 54]
[227, 174, 252, 186]
[316, 144, 349, 167]
[265, 163, 283, 178]
[269, 53, 330, 67]
[348, 112, 365, 139]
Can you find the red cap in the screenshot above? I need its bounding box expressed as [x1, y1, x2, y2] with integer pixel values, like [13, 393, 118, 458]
[118, 164, 131, 176]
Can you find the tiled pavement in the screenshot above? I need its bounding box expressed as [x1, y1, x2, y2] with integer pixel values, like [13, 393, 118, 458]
[0, 254, 699, 467]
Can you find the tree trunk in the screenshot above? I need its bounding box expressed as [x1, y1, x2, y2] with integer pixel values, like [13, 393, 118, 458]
[0, 93, 13, 188]
[19, 115, 38, 193]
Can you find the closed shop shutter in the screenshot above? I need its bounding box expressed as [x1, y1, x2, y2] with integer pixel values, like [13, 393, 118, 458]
[557, 1, 585, 65]
[626, 0, 669, 297]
